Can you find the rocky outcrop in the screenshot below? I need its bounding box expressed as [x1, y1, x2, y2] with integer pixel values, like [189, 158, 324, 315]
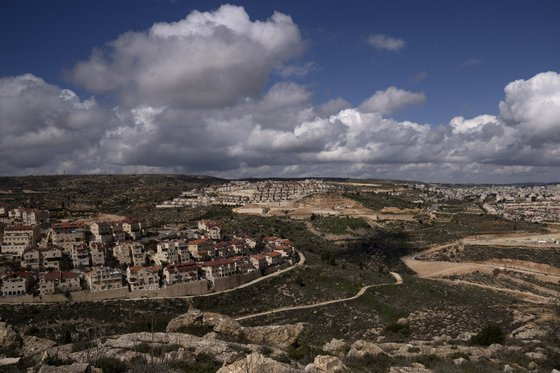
[22, 335, 57, 364]
[167, 309, 304, 350]
[243, 323, 305, 350]
[347, 340, 386, 359]
[217, 352, 304, 373]
[165, 308, 205, 333]
[0, 321, 22, 351]
[389, 364, 433, 373]
[322, 338, 348, 358]
[306, 355, 348, 372]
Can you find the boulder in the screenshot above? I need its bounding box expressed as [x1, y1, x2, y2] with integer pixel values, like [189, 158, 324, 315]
[165, 308, 204, 333]
[217, 352, 304, 373]
[453, 357, 467, 366]
[0, 321, 22, 352]
[203, 312, 243, 338]
[347, 340, 386, 359]
[309, 355, 348, 372]
[322, 338, 348, 358]
[243, 323, 304, 350]
[21, 335, 57, 363]
[509, 323, 546, 340]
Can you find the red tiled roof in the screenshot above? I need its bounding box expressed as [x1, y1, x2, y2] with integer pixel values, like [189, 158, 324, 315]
[52, 222, 84, 229]
[5, 224, 36, 231]
[129, 265, 159, 274]
[188, 239, 209, 245]
[250, 254, 266, 261]
[266, 252, 282, 257]
[201, 258, 235, 267]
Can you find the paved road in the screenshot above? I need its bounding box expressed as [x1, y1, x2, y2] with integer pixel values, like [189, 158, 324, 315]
[234, 271, 403, 321]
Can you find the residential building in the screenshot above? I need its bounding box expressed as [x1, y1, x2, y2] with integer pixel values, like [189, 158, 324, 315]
[250, 254, 267, 271]
[122, 219, 143, 240]
[265, 251, 283, 266]
[71, 245, 90, 268]
[51, 222, 86, 253]
[113, 242, 145, 266]
[198, 220, 221, 240]
[201, 258, 236, 282]
[126, 266, 160, 291]
[21, 209, 49, 226]
[90, 246, 105, 266]
[163, 263, 200, 286]
[89, 222, 113, 243]
[38, 271, 81, 296]
[1, 272, 31, 296]
[21, 246, 62, 270]
[187, 238, 212, 260]
[1, 224, 40, 258]
[85, 267, 124, 292]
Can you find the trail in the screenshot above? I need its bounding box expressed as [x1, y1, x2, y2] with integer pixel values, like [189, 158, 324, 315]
[235, 272, 403, 321]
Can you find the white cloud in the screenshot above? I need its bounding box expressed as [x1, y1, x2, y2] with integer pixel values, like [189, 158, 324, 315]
[359, 87, 426, 114]
[2, 5, 560, 183]
[367, 34, 405, 52]
[69, 4, 304, 109]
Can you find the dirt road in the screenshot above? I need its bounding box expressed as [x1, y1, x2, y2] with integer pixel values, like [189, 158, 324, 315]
[235, 272, 402, 321]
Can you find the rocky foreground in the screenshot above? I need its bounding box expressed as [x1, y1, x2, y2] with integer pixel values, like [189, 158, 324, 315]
[0, 308, 559, 372]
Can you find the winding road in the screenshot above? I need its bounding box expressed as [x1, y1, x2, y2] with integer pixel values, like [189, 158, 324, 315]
[235, 272, 403, 321]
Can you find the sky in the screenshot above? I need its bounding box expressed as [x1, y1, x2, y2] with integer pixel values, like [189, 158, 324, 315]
[1, 0, 559, 183]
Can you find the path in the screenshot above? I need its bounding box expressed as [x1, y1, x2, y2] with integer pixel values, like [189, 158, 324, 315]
[400, 233, 560, 304]
[235, 272, 402, 321]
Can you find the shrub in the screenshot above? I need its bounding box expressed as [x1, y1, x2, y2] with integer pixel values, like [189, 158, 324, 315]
[469, 324, 505, 346]
[94, 357, 128, 373]
[383, 322, 411, 336]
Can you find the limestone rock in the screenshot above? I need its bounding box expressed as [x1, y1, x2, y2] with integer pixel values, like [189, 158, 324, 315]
[217, 352, 303, 373]
[167, 309, 303, 350]
[347, 340, 386, 359]
[453, 357, 467, 366]
[165, 308, 204, 333]
[322, 338, 348, 358]
[203, 312, 243, 338]
[310, 355, 348, 372]
[503, 364, 514, 373]
[509, 323, 546, 340]
[0, 321, 22, 351]
[0, 357, 21, 367]
[22, 335, 57, 363]
[243, 323, 304, 350]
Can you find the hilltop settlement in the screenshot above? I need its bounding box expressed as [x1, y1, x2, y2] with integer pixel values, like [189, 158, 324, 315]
[0, 204, 299, 301]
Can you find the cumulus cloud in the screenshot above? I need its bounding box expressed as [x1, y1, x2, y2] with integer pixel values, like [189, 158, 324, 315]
[2, 5, 560, 183]
[0, 74, 113, 174]
[359, 87, 426, 114]
[367, 34, 405, 51]
[69, 4, 304, 109]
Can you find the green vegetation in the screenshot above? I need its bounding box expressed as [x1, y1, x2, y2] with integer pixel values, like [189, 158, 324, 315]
[383, 322, 411, 336]
[344, 191, 418, 210]
[94, 357, 128, 373]
[312, 216, 369, 235]
[469, 324, 506, 346]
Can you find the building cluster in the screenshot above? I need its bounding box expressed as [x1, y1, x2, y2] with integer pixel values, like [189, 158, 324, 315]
[0, 205, 298, 297]
[156, 179, 334, 208]
[410, 183, 560, 223]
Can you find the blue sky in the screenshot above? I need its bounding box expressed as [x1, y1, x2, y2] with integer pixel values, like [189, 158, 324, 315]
[2, 0, 559, 125]
[1, 1, 560, 182]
